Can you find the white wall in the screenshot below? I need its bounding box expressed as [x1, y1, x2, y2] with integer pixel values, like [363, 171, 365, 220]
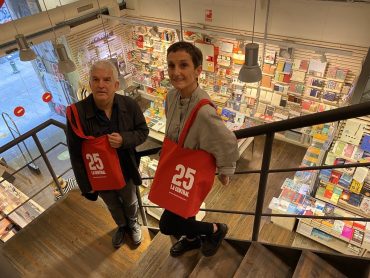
[38, 0, 78, 10]
[38, 0, 122, 10]
[125, 0, 370, 47]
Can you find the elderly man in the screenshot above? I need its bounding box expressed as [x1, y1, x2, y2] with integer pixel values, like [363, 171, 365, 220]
[67, 60, 149, 248]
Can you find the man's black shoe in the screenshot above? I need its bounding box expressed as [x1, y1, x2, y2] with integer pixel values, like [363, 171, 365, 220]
[112, 226, 125, 249]
[201, 223, 228, 257]
[170, 236, 201, 257]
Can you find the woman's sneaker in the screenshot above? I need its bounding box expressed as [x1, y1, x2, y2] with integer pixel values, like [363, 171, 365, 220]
[201, 223, 228, 257]
[170, 236, 201, 257]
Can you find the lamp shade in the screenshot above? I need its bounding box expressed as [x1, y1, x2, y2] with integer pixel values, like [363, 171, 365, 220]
[15, 34, 36, 61]
[55, 44, 76, 73]
[238, 43, 262, 83]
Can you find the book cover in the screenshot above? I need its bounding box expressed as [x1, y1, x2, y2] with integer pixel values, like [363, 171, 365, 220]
[359, 196, 370, 214]
[329, 170, 342, 184]
[339, 119, 366, 146]
[283, 61, 293, 73]
[360, 134, 370, 152]
[323, 203, 335, 216]
[343, 143, 355, 158]
[360, 182, 370, 197]
[352, 229, 364, 244]
[300, 60, 309, 71]
[323, 91, 337, 102]
[333, 141, 346, 156]
[338, 173, 352, 188]
[276, 61, 285, 72]
[348, 192, 363, 207]
[333, 220, 345, 234]
[264, 50, 276, 64]
[353, 167, 368, 184]
[341, 225, 354, 239]
[330, 192, 341, 204]
[287, 203, 298, 214]
[312, 228, 333, 241]
[293, 59, 301, 70]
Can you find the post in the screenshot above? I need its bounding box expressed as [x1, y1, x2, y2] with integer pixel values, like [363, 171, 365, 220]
[32, 134, 64, 195]
[252, 132, 274, 241]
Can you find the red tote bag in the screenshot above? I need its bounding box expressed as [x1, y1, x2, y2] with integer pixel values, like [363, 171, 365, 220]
[149, 99, 216, 218]
[66, 104, 126, 191]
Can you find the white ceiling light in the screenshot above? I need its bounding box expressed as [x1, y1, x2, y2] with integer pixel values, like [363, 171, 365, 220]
[55, 43, 76, 73]
[15, 34, 37, 61]
[42, 0, 76, 73]
[5, 1, 36, 61]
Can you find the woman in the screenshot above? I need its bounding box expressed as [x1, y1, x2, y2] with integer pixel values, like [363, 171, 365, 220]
[158, 41, 239, 257]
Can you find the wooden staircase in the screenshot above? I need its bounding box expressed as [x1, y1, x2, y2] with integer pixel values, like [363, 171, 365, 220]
[1, 190, 369, 277]
[130, 232, 370, 278]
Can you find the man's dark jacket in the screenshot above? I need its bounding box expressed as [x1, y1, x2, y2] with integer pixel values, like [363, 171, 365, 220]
[67, 94, 149, 194]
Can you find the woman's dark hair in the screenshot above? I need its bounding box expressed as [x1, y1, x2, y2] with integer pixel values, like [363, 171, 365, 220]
[167, 41, 203, 68]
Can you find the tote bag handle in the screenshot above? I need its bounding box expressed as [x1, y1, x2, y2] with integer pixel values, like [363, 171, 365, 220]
[66, 104, 95, 140]
[178, 99, 215, 147]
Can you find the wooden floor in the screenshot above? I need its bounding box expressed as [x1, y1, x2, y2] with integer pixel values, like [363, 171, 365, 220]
[1, 135, 335, 277]
[2, 191, 154, 277]
[200, 135, 334, 251]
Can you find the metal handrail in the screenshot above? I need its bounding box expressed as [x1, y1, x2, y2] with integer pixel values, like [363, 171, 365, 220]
[1, 100, 370, 244]
[234, 101, 370, 139]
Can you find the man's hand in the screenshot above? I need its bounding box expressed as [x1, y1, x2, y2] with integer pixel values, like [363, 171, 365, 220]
[218, 174, 230, 186]
[108, 132, 123, 148]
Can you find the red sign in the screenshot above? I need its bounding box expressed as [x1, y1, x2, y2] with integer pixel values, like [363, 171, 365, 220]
[42, 92, 52, 103]
[0, 0, 4, 8]
[14, 106, 25, 117]
[205, 9, 213, 22]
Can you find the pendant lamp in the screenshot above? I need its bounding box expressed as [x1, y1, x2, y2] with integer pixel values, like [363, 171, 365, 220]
[15, 34, 37, 61]
[55, 44, 76, 73]
[5, 1, 36, 61]
[42, 0, 76, 73]
[238, 0, 262, 83]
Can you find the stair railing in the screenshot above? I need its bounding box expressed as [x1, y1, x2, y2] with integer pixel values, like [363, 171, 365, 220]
[2, 101, 370, 243]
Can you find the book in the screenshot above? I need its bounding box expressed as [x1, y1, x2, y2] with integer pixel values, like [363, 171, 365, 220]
[352, 229, 364, 244]
[359, 196, 370, 214]
[283, 61, 293, 73]
[353, 167, 368, 184]
[264, 50, 276, 64]
[341, 225, 354, 239]
[360, 134, 370, 152]
[271, 93, 282, 107]
[333, 220, 345, 234]
[339, 119, 366, 145]
[360, 182, 370, 197]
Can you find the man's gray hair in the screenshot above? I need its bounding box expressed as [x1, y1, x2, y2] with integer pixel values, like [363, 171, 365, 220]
[89, 60, 119, 81]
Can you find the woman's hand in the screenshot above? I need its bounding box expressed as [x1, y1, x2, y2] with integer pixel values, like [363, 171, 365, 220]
[218, 174, 230, 186]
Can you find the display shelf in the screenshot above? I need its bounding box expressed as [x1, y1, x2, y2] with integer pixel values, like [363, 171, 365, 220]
[337, 200, 369, 219]
[275, 132, 310, 148]
[149, 129, 165, 142]
[138, 89, 157, 101]
[326, 77, 345, 82]
[299, 219, 365, 249]
[296, 221, 366, 256]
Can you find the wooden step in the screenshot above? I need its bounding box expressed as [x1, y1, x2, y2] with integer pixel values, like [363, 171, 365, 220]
[293, 250, 347, 278]
[129, 233, 202, 278]
[2, 191, 153, 277]
[233, 242, 292, 278]
[189, 241, 243, 278]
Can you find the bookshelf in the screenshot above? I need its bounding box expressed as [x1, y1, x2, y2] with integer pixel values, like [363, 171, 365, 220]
[121, 24, 359, 150]
[0, 180, 44, 242]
